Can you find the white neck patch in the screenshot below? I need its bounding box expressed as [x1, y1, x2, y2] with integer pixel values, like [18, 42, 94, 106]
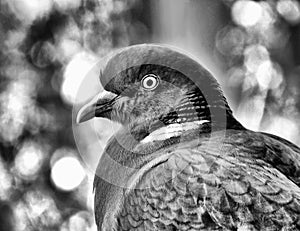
[140, 120, 209, 144]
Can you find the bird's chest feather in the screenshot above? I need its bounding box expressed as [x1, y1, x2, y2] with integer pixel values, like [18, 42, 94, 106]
[114, 134, 300, 231]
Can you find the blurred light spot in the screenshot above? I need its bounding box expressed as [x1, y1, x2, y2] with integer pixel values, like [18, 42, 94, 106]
[55, 19, 82, 62]
[242, 73, 258, 92]
[14, 141, 44, 180]
[51, 156, 86, 191]
[241, 2, 276, 40]
[255, 61, 273, 89]
[0, 158, 13, 200]
[14, 201, 28, 231]
[25, 191, 52, 217]
[30, 41, 55, 68]
[254, 2, 277, 30]
[15, 190, 61, 230]
[232, 0, 263, 27]
[236, 94, 267, 130]
[54, 0, 81, 11]
[255, 61, 283, 90]
[80, 2, 116, 54]
[8, 0, 53, 24]
[0, 75, 37, 143]
[5, 30, 26, 50]
[27, 106, 56, 133]
[277, 0, 300, 24]
[61, 52, 98, 105]
[94, 0, 114, 21]
[215, 26, 246, 56]
[263, 116, 299, 143]
[244, 44, 269, 73]
[58, 39, 82, 62]
[60, 211, 94, 231]
[113, 0, 127, 14]
[227, 67, 246, 87]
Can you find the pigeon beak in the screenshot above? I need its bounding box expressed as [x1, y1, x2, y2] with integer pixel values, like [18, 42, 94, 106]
[76, 90, 118, 123]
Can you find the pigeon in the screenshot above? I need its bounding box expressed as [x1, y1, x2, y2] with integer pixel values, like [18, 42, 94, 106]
[77, 44, 300, 231]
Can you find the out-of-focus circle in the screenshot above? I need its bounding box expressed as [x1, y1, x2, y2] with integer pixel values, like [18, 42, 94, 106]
[61, 52, 98, 105]
[8, 0, 53, 24]
[255, 61, 274, 89]
[0, 75, 38, 143]
[58, 39, 82, 62]
[263, 116, 299, 143]
[227, 67, 246, 88]
[215, 26, 246, 56]
[244, 44, 269, 73]
[14, 141, 44, 180]
[60, 211, 94, 231]
[51, 156, 86, 191]
[258, 2, 276, 29]
[255, 61, 283, 90]
[232, 0, 263, 27]
[30, 41, 55, 68]
[14, 190, 62, 230]
[277, 0, 300, 24]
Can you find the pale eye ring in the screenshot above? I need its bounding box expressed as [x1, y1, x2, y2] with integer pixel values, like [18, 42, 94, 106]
[141, 74, 160, 90]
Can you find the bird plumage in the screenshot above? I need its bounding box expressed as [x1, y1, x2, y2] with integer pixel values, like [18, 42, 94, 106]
[117, 130, 300, 230]
[76, 44, 300, 230]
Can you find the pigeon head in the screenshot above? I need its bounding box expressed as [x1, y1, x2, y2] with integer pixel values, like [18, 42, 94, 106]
[77, 44, 242, 142]
[76, 44, 244, 230]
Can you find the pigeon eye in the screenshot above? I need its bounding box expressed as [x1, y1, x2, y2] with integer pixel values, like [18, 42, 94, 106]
[141, 74, 160, 90]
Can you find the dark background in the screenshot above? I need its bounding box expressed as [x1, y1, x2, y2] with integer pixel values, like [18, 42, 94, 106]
[0, 0, 300, 230]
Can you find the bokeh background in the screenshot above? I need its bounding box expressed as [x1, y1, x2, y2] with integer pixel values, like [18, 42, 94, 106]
[1, 0, 300, 230]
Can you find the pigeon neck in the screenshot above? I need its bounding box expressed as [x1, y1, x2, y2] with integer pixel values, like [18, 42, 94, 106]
[137, 90, 244, 144]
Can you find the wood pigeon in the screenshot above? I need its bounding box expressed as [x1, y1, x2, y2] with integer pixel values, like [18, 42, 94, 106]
[77, 44, 300, 230]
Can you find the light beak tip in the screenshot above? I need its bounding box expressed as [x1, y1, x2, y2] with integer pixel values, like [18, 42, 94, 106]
[75, 113, 83, 124]
[75, 110, 85, 124]
[76, 103, 95, 124]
